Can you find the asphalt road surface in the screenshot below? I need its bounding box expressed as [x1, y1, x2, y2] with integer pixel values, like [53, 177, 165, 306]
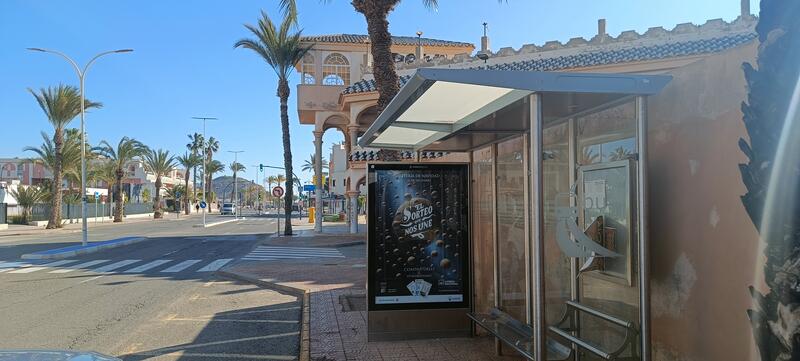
[0, 212, 302, 360]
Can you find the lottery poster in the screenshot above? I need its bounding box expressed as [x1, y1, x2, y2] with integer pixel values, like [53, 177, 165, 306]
[367, 163, 469, 310]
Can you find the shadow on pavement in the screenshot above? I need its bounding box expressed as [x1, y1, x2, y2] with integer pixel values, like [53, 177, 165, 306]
[119, 299, 301, 360]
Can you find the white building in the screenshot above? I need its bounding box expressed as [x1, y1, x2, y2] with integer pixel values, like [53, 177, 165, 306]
[328, 143, 347, 196]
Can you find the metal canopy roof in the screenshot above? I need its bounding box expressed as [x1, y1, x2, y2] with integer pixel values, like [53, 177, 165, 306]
[358, 68, 671, 150]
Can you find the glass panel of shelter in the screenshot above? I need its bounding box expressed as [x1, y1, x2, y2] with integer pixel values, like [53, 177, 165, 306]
[541, 98, 642, 361]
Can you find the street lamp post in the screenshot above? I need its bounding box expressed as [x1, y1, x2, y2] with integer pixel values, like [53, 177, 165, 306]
[228, 150, 244, 220]
[192, 116, 217, 227]
[252, 164, 263, 216]
[28, 47, 132, 247]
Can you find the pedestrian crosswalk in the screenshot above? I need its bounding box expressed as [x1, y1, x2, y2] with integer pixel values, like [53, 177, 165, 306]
[241, 246, 344, 261]
[0, 258, 236, 276]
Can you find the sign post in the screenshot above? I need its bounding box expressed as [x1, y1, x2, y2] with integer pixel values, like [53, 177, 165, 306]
[272, 186, 285, 235]
[94, 191, 99, 223]
[176, 191, 181, 219]
[367, 163, 470, 341]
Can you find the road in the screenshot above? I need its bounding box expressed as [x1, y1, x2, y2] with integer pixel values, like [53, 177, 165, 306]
[0, 212, 308, 360]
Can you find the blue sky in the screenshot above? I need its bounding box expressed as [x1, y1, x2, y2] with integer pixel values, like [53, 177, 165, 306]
[0, 0, 755, 183]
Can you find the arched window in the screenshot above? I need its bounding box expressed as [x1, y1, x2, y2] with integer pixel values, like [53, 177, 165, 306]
[322, 53, 350, 85]
[301, 53, 315, 85]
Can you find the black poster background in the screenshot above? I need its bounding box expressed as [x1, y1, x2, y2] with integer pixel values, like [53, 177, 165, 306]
[368, 163, 470, 311]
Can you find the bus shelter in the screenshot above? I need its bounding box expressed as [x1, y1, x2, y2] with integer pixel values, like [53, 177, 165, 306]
[359, 68, 671, 361]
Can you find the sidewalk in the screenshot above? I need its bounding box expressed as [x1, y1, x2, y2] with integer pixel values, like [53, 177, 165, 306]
[0, 212, 197, 237]
[220, 221, 522, 361]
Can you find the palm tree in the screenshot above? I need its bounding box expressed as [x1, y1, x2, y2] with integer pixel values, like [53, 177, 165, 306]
[24, 131, 83, 187]
[229, 162, 246, 203]
[143, 148, 176, 219]
[165, 184, 185, 212]
[95, 137, 148, 222]
[177, 152, 202, 215]
[204, 136, 220, 200]
[28, 85, 101, 228]
[235, 10, 312, 235]
[608, 146, 632, 162]
[301, 154, 328, 173]
[187, 133, 204, 201]
[91, 159, 117, 206]
[9, 185, 45, 223]
[205, 159, 225, 208]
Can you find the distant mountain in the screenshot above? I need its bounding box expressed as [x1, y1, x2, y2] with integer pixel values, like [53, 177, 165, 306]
[212, 176, 264, 203]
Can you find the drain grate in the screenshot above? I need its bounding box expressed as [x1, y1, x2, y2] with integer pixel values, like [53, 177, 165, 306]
[339, 294, 367, 312]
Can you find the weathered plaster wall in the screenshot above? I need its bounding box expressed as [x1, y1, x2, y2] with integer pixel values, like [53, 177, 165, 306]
[647, 41, 759, 360]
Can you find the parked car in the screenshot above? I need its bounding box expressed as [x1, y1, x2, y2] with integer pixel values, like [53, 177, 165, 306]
[220, 203, 236, 215]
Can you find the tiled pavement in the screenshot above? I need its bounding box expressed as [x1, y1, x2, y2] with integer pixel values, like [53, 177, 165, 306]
[310, 288, 522, 361]
[222, 222, 524, 361]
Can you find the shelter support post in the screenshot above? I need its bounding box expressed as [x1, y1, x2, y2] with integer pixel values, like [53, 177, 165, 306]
[636, 95, 650, 361]
[347, 190, 360, 234]
[314, 131, 323, 232]
[529, 93, 546, 360]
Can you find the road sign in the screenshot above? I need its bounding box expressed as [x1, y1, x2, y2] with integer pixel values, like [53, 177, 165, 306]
[303, 184, 315, 192]
[200, 201, 207, 209]
[272, 186, 285, 198]
[94, 191, 100, 198]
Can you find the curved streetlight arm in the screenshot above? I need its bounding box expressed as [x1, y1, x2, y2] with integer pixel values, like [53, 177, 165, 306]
[27, 47, 133, 78]
[27, 47, 82, 77]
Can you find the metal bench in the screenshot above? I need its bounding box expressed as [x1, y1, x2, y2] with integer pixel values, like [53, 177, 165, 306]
[548, 300, 639, 360]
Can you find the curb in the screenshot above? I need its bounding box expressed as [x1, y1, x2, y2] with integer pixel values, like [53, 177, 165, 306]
[21, 236, 147, 260]
[216, 269, 311, 361]
[192, 218, 243, 228]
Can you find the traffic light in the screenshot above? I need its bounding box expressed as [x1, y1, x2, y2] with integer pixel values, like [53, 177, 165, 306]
[259, 164, 263, 171]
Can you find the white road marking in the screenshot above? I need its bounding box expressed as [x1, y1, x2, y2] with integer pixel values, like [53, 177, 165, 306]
[79, 275, 104, 284]
[241, 246, 344, 262]
[9, 267, 48, 274]
[0, 262, 34, 269]
[40, 259, 79, 267]
[49, 260, 109, 273]
[92, 259, 141, 273]
[9, 259, 78, 274]
[160, 259, 201, 273]
[124, 259, 172, 273]
[197, 258, 233, 272]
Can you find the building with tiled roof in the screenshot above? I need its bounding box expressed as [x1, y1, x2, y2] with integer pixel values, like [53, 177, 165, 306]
[297, 13, 759, 235]
[301, 34, 473, 48]
[343, 18, 756, 94]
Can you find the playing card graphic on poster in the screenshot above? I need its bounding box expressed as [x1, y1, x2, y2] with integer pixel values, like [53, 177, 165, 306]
[368, 164, 469, 309]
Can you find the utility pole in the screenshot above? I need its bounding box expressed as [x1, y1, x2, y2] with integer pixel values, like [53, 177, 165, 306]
[28, 47, 133, 247]
[192, 116, 217, 227]
[228, 150, 244, 220]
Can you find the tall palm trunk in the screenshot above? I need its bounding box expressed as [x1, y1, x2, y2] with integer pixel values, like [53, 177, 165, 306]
[114, 169, 124, 222]
[184, 171, 191, 215]
[279, 79, 294, 235]
[47, 128, 64, 228]
[205, 151, 212, 209]
[231, 172, 237, 203]
[354, 0, 399, 112]
[153, 176, 163, 219]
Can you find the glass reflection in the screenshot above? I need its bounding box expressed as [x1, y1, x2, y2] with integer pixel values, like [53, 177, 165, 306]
[496, 136, 527, 322]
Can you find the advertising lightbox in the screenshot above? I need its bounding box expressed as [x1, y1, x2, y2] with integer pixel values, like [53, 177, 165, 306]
[368, 163, 469, 311]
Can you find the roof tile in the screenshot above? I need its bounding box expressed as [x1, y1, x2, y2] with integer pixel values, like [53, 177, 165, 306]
[342, 32, 756, 95]
[301, 34, 473, 48]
